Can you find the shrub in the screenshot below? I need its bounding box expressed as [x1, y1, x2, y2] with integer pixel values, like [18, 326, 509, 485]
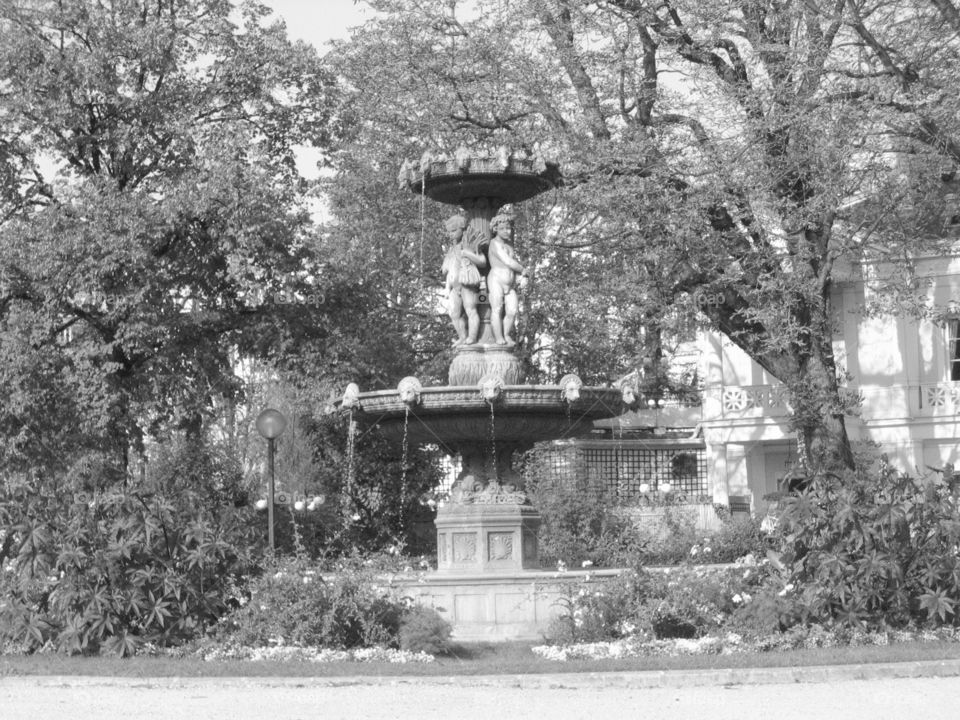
[633, 566, 753, 639]
[525, 442, 764, 569]
[398, 605, 453, 655]
[525, 448, 646, 568]
[768, 461, 960, 630]
[0, 444, 256, 656]
[218, 556, 407, 649]
[545, 572, 645, 644]
[543, 564, 768, 645]
[629, 505, 700, 566]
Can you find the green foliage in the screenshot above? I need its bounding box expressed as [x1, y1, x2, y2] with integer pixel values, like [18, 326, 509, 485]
[527, 445, 764, 568]
[545, 565, 765, 645]
[633, 567, 748, 640]
[525, 448, 645, 568]
[768, 463, 960, 631]
[540, 463, 960, 645]
[546, 574, 643, 645]
[0, 441, 256, 656]
[0, 0, 360, 485]
[304, 413, 442, 558]
[217, 556, 411, 650]
[398, 605, 453, 656]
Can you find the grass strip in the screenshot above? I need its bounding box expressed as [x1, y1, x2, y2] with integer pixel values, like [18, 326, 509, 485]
[3, 640, 960, 678]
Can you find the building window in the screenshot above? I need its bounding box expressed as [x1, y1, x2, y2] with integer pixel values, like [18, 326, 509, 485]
[949, 319, 960, 381]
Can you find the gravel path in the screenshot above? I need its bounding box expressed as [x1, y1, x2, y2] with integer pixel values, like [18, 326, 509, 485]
[2, 674, 957, 720]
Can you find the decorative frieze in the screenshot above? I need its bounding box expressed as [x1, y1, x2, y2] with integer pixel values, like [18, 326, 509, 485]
[721, 385, 788, 415]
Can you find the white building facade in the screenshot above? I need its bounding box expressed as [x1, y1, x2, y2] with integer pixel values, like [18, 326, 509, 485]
[700, 251, 960, 517]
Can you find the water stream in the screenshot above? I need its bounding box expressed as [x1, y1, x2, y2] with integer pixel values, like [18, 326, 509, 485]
[488, 402, 498, 482]
[345, 410, 357, 518]
[615, 422, 625, 503]
[400, 406, 410, 525]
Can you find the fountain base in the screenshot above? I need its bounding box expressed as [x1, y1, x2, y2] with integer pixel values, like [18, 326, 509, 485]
[396, 568, 624, 641]
[435, 503, 541, 573]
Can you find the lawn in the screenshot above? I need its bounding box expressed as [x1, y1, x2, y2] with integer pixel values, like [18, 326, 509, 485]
[3, 640, 960, 678]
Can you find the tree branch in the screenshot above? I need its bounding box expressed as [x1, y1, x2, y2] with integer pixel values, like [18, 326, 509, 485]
[929, 0, 960, 34]
[533, 0, 611, 140]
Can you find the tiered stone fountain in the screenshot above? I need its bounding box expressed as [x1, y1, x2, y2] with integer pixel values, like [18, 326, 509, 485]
[339, 151, 633, 638]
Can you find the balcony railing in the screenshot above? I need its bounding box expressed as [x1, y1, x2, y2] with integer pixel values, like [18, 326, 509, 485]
[916, 382, 960, 414]
[718, 384, 789, 417]
[715, 381, 960, 421]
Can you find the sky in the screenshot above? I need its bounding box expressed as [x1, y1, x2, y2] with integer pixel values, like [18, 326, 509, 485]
[264, 0, 369, 48]
[261, 1, 372, 182]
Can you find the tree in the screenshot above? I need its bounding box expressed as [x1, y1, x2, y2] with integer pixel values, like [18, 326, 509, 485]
[0, 0, 342, 478]
[326, 0, 960, 473]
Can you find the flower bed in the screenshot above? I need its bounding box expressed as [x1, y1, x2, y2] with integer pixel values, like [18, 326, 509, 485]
[533, 626, 960, 661]
[195, 643, 435, 664]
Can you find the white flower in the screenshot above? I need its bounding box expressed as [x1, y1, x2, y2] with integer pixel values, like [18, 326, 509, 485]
[581, 560, 593, 568]
[732, 593, 743, 604]
[660, 483, 672, 493]
[351, 513, 361, 521]
[638, 483, 651, 494]
[690, 546, 699, 557]
[703, 546, 712, 554]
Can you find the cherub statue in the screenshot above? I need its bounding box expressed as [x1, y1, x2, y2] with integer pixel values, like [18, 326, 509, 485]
[441, 213, 486, 345]
[487, 209, 525, 346]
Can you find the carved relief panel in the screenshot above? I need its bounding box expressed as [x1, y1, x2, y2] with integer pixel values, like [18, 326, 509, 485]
[488, 532, 514, 561]
[453, 532, 478, 562]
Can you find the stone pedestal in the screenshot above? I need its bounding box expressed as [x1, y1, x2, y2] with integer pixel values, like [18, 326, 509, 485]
[435, 503, 541, 573]
[397, 568, 624, 641]
[447, 280, 526, 386]
[448, 344, 525, 385]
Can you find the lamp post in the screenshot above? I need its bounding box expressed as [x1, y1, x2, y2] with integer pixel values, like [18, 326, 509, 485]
[647, 397, 664, 435]
[256, 408, 287, 551]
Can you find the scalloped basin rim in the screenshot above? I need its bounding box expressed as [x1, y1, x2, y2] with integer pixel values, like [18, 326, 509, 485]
[350, 384, 623, 412]
[354, 384, 620, 397]
[343, 386, 624, 446]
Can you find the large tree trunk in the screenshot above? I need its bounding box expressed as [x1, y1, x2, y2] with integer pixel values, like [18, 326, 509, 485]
[793, 349, 856, 474]
[713, 277, 857, 476]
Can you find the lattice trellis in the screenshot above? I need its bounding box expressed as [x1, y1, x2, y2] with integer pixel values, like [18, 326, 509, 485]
[533, 442, 710, 503]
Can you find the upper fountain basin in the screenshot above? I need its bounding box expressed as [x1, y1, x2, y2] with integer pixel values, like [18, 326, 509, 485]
[406, 156, 561, 205]
[345, 384, 624, 449]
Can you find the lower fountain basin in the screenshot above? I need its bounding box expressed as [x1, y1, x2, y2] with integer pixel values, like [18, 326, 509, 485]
[348, 385, 624, 448]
